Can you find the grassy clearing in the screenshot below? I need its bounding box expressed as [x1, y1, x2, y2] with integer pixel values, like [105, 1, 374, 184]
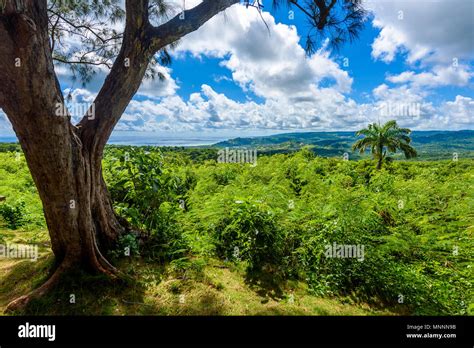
[0, 229, 391, 316]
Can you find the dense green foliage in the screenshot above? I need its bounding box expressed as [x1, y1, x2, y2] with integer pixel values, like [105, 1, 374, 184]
[0, 145, 472, 315]
[102, 147, 472, 315]
[0, 151, 45, 231]
[0, 201, 27, 229]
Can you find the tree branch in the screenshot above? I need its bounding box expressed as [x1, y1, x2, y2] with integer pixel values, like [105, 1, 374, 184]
[78, 0, 240, 159]
[149, 0, 240, 51]
[48, 9, 109, 44]
[78, 0, 150, 149]
[53, 56, 113, 68]
[289, 1, 313, 20]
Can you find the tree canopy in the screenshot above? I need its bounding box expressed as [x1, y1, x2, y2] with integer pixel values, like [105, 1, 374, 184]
[47, 0, 367, 85]
[353, 120, 418, 169]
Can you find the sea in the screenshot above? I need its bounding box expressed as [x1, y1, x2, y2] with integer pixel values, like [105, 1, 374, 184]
[0, 131, 230, 147]
[0, 129, 284, 147]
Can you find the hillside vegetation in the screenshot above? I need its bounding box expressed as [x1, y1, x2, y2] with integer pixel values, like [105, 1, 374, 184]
[215, 130, 474, 160]
[0, 145, 472, 315]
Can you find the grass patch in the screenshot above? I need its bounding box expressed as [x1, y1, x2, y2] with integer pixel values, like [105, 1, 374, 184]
[0, 234, 392, 316]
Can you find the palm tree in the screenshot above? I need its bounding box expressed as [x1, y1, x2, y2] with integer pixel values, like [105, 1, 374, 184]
[352, 120, 417, 169]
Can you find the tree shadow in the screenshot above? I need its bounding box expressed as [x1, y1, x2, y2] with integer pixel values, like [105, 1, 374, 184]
[0, 255, 55, 312]
[1, 256, 229, 316]
[0, 256, 148, 315]
[244, 270, 286, 302]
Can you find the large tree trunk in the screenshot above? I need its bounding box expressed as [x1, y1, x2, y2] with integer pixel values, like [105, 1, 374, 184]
[0, 0, 123, 311]
[17, 128, 123, 272]
[5, 132, 124, 310]
[0, 0, 239, 311]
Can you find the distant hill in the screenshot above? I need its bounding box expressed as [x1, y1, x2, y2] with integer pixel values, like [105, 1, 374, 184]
[213, 130, 474, 160]
[2, 130, 473, 161]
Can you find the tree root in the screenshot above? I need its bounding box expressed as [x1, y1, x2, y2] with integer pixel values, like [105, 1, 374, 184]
[4, 250, 122, 313]
[5, 259, 71, 313]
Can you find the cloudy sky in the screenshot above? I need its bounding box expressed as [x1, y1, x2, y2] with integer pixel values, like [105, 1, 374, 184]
[1, 0, 473, 141]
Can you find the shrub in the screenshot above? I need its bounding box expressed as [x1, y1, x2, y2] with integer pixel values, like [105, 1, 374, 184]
[0, 200, 27, 229]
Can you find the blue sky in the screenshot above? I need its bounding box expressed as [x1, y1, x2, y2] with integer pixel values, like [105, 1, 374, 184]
[0, 0, 473, 141]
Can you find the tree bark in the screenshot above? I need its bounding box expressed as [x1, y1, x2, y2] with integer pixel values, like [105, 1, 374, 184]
[376, 145, 384, 170]
[0, 0, 124, 310]
[0, 0, 239, 311]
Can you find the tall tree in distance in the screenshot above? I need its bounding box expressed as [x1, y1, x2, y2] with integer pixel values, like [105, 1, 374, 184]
[0, 0, 366, 310]
[352, 120, 418, 170]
